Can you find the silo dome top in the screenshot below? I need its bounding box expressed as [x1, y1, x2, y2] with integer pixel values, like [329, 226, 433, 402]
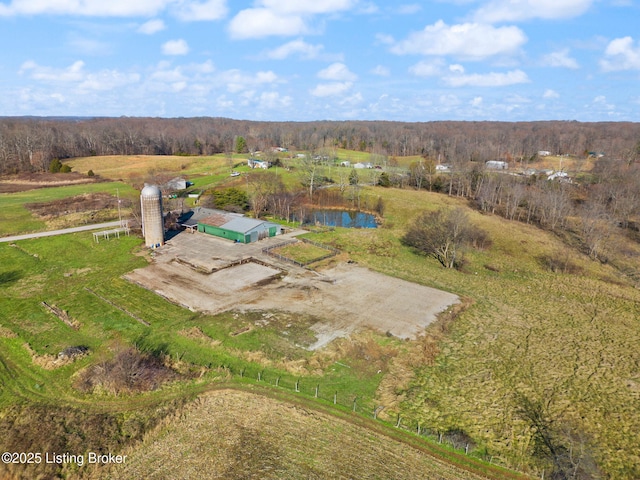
[141, 184, 162, 197]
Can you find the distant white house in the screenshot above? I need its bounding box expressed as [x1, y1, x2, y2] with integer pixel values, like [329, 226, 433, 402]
[353, 162, 373, 169]
[486, 160, 508, 170]
[538, 150, 551, 157]
[340, 161, 351, 167]
[163, 177, 189, 191]
[435, 164, 451, 172]
[248, 158, 270, 169]
[547, 171, 569, 181]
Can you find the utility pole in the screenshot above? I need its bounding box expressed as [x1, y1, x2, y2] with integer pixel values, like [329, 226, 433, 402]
[116, 188, 123, 226]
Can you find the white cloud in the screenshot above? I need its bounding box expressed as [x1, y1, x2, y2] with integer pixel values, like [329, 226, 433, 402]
[228, 0, 355, 39]
[338, 91, 363, 105]
[408, 60, 444, 77]
[150, 66, 187, 83]
[590, 95, 616, 113]
[470, 96, 483, 107]
[266, 39, 324, 60]
[0, 0, 228, 20]
[173, 0, 227, 21]
[438, 94, 461, 107]
[79, 70, 141, 91]
[473, 0, 594, 23]
[162, 39, 189, 55]
[389, 21, 527, 60]
[19, 60, 139, 91]
[20, 60, 86, 82]
[192, 60, 215, 73]
[0, 0, 169, 17]
[543, 89, 560, 98]
[219, 69, 279, 93]
[310, 82, 353, 97]
[258, 0, 355, 15]
[257, 91, 293, 109]
[444, 69, 530, 87]
[138, 19, 165, 34]
[228, 9, 308, 39]
[600, 36, 640, 71]
[371, 65, 390, 76]
[449, 64, 465, 74]
[541, 49, 579, 69]
[317, 63, 357, 81]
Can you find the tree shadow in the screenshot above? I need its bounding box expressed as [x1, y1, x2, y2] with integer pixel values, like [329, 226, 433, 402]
[0, 270, 22, 286]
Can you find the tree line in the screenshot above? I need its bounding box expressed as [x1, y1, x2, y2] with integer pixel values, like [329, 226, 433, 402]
[394, 154, 640, 268]
[1, 116, 639, 175]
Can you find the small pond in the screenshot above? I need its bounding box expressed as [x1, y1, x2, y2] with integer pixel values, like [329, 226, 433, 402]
[295, 209, 378, 228]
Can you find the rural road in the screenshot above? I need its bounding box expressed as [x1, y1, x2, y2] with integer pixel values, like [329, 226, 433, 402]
[0, 221, 123, 243]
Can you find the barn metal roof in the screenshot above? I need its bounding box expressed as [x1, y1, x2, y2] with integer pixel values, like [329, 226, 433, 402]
[200, 213, 231, 227]
[220, 217, 267, 234]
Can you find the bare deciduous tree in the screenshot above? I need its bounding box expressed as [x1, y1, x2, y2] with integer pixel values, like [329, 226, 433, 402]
[402, 208, 488, 269]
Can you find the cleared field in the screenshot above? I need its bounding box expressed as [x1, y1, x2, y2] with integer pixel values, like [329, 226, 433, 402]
[65, 155, 224, 179]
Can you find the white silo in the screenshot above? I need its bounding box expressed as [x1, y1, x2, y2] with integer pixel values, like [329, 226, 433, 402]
[140, 184, 164, 248]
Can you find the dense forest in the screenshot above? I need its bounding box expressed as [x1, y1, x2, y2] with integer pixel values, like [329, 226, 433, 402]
[1, 116, 639, 175]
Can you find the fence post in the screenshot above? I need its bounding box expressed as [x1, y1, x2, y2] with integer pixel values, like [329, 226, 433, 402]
[295, 379, 300, 392]
[395, 414, 401, 428]
[315, 384, 319, 398]
[240, 368, 244, 378]
[334, 391, 337, 405]
[275, 376, 280, 387]
[352, 397, 357, 412]
[257, 370, 262, 381]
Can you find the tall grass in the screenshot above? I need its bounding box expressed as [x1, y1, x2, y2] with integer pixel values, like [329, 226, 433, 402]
[302, 186, 640, 479]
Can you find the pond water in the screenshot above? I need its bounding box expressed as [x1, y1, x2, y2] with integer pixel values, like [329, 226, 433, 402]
[296, 209, 378, 228]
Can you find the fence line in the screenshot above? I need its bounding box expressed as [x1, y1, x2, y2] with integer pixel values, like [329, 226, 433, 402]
[215, 361, 521, 474]
[262, 238, 340, 267]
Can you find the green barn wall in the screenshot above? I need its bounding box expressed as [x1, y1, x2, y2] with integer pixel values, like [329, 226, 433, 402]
[198, 224, 248, 243]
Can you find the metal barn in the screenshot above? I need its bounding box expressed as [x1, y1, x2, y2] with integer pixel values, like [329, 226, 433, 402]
[197, 213, 278, 243]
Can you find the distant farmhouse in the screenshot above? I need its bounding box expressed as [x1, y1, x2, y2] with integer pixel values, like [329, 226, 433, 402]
[162, 177, 192, 192]
[353, 162, 373, 169]
[248, 158, 271, 169]
[538, 150, 551, 157]
[181, 207, 280, 243]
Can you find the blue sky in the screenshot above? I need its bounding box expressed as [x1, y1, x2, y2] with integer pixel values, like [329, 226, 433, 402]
[1, 0, 639, 121]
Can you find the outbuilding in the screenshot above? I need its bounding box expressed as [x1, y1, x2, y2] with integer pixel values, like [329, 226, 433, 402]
[184, 207, 278, 243]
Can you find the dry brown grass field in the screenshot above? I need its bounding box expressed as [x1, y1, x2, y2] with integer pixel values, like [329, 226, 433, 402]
[98, 388, 495, 480]
[311, 187, 640, 479]
[66, 155, 218, 180]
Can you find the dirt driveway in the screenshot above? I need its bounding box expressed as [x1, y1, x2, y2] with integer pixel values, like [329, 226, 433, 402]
[125, 231, 459, 349]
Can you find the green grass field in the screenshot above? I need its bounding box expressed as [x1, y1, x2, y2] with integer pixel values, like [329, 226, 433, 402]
[2, 153, 639, 478]
[0, 181, 137, 236]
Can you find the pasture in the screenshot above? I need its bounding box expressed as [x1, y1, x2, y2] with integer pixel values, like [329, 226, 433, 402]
[1, 152, 639, 478]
